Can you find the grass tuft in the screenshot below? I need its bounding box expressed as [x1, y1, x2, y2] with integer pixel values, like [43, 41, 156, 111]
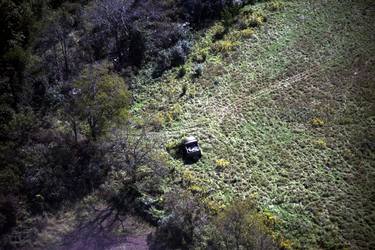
[211, 40, 240, 53]
[216, 159, 230, 169]
[311, 117, 325, 127]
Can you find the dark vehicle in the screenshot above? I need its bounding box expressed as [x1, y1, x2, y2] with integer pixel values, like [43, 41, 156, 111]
[182, 136, 202, 162]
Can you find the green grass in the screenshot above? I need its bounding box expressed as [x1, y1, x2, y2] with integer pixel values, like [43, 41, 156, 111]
[132, 0, 375, 249]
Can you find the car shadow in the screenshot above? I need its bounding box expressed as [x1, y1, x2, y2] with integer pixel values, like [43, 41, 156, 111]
[183, 156, 201, 165]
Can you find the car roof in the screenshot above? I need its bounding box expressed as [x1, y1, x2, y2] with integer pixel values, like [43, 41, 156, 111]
[183, 136, 198, 143]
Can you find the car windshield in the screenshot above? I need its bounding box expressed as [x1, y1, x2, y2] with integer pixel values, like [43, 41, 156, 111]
[185, 141, 197, 147]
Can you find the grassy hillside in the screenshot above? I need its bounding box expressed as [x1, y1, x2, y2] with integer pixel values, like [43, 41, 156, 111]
[132, 0, 375, 249]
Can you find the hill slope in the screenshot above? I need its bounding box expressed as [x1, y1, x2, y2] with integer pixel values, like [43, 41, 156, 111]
[133, 0, 375, 248]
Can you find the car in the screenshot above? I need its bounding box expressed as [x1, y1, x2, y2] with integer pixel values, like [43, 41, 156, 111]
[182, 136, 202, 162]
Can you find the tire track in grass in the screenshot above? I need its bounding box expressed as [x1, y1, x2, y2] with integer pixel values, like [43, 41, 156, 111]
[155, 65, 321, 137]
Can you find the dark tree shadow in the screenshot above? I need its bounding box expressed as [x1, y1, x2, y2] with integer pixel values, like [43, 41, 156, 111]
[57, 207, 126, 250]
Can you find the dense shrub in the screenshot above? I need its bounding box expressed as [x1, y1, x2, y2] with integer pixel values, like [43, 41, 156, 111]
[212, 23, 227, 40]
[0, 107, 39, 204]
[149, 189, 208, 249]
[181, 0, 238, 27]
[0, 195, 18, 236]
[97, 128, 168, 223]
[35, 5, 83, 82]
[150, 194, 278, 250]
[23, 142, 108, 211]
[192, 63, 204, 78]
[207, 200, 278, 249]
[153, 39, 192, 78]
[239, 10, 267, 28]
[128, 29, 146, 67]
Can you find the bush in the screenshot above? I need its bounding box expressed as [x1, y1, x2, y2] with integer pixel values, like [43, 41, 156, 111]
[212, 23, 226, 40]
[314, 138, 327, 149]
[171, 40, 192, 67]
[104, 129, 168, 223]
[153, 40, 192, 78]
[151, 112, 165, 131]
[240, 4, 254, 15]
[240, 11, 267, 28]
[188, 185, 204, 194]
[167, 103, 183, 122]
[165, 139, 182, 158]
[177, 66, 187, 78]
[149, 189, 208, 249]
[22, 142, 107, 211]
[247, 15, 265, 27]
[181, 0, 250, 27]
[192, 49, 208, 63]
[150, 195, 278, 249]
[211, 40, 240, 53]
[266, 1, 285, 11]
[192, 64, 204, 78]
[207, 199, 278, 250]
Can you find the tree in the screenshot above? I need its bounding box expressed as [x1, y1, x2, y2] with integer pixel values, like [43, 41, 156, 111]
[37, 8, 76, 81]
[108, 127, 167, 186]
[65, 62, 130, 141]
[1, 46, 31, 112]
[88, 0, 172, 70]
[208, 200, 278, 250]
[88, 0, 142, 70]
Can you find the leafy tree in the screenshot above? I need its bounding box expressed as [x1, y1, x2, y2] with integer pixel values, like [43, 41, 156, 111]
[65, 62, 130, 141]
